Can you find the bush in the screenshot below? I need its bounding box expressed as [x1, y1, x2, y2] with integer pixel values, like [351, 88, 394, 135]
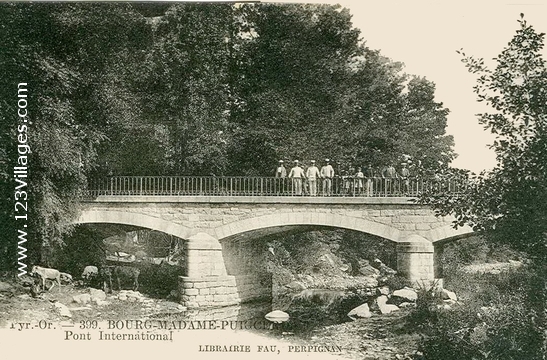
[138, 262, 184, 298]
[384, 275, 412, 291]
[405, 280, 444, 331]
[413, 267, 543, 360]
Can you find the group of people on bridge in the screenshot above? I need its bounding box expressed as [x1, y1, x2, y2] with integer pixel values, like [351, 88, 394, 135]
[275, 159, 412, 196]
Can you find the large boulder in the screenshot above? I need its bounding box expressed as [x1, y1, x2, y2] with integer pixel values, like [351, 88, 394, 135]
[376, 295, 399, 314]
[372, 259, 397, 276]
[377, 286, 390, 296]
[0, 281, 13, 293]
[441, 289, 458, 301]
[119, 290, 144, 302]
[358, 260, 381, 277]
[348, 303, 372, 320]
[73, 294, 91, 305]
[392, 287, 418, 303]
[54, 302, 72, 318]
[89, 288, 106, 302]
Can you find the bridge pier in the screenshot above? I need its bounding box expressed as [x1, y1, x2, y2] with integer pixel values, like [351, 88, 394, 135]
[396, 235, 435, 284]
[179, 233, 240, 308]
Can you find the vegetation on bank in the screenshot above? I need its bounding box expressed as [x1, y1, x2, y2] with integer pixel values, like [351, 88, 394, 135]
[416, 15, 547, 359]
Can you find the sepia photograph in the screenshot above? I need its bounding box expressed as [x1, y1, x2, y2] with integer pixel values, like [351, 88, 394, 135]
[1, 1, 546, 359]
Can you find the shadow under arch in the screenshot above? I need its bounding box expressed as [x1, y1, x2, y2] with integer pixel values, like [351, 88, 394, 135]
[213, 212, 403, 243]
[76, 209, 191, 240]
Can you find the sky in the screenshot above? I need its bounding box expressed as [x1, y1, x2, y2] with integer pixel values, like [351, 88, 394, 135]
[276, 0, 547, 173]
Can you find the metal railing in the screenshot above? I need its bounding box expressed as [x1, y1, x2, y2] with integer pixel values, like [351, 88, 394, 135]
[84, 176, 467, 198]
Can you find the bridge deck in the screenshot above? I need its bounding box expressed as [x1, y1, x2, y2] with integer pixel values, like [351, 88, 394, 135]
[85, 195, 419, 204]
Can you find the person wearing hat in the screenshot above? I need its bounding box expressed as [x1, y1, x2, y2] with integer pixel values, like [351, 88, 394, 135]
[306, 160, 321, 196]
[400, 162, 410, 195]
[288, 160, 306, 196]
[275, 160, 287, 178]
[381, 162, 398, 195]
[365, 163, 375, 197]
[320, 159, 335, 196]
[275, 160, 287, 195]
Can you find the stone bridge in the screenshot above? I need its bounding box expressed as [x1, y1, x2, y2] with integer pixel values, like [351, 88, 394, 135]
[77, 195, 473, 308]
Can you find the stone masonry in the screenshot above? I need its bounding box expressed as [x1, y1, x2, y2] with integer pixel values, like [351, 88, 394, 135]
[78, 196, 473, 308]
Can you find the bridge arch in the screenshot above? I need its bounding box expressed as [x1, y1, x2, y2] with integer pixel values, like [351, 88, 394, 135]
[76, 209, 191, 240]
[429, 224, 475, 244]
[213, 212, 403, 243]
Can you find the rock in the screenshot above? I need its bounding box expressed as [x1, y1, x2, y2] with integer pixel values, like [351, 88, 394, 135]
[399, 302, 415, 308]
[358, 276, 378, 288]
[508, 260, 522, 267]
[441, 289, 458, 301]
[54, 302, 72, 318]
[339, 263, 351, 273]
[265, 310, 290, 323]
[348, 303, 372, 320]
[358, 260, 381, 277]
[123, 290, 143, 298]
[286, 281, 307, 291]
[73, 294, 91, 305]
[0, 281, 14, 292]
[376, 295, 399, 314]
[372, 259, 397, 276]
[377, 295, 388, 306]
[18, 275, 35, 287]
[94, 300, 110, 306]
[382, 304, 400, 314]
[392, 287, 418, 302]
[89, 288, 106, 302]
[377, 286, 390, 296]
[313, 253, 338, 274]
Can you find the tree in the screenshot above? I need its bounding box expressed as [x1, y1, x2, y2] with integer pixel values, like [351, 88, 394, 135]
[420, 15, 547, 356]
[0, 3, 151, 267]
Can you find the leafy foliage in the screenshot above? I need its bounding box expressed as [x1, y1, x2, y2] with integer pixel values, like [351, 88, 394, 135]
[418, 15, 547, 358]
[420, 15, 547, 259]
[1, 3, 456, 267]
[414, 268, 543, 360]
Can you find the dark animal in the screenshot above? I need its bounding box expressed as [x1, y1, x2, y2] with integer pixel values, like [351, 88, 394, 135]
[31, 265, 61, 291]
[100, 267, 113, 293]
[59, 272, 73, 285]
[101, 266, 140, 292]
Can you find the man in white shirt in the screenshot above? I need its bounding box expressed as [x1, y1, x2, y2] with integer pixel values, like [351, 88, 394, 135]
[306, 160, 321, 196]
[288, 160, 306, 195]
[320, 159, 335, 196]
[275, 160, 287, 195]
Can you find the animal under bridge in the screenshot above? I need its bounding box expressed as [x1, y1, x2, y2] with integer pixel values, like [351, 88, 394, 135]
[78, 176, 472, 309]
